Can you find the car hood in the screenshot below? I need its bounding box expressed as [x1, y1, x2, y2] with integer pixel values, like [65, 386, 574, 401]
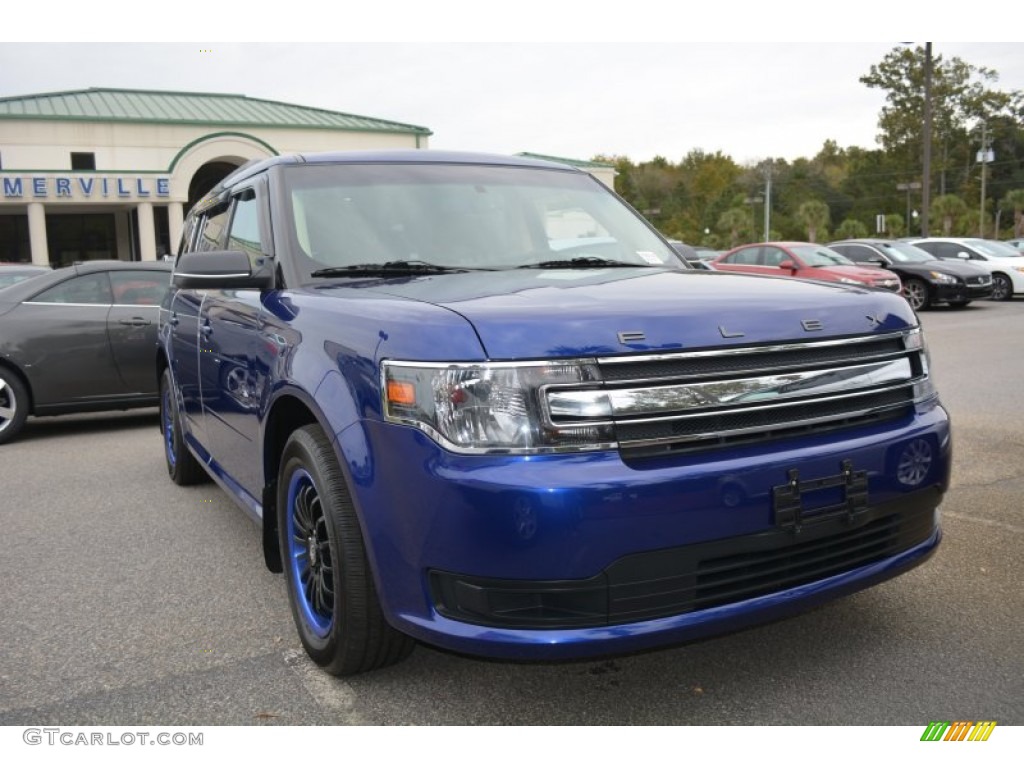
[896, 260, 989, 278]
[351, 268, 916, 359]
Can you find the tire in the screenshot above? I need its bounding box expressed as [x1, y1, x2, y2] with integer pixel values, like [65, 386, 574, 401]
[278, 424, 414, 675]
[160, 367, 207, 485]
[902, 278, 931, 311]
[0, 368, 30, 445]
[991, 273, 1013, 302]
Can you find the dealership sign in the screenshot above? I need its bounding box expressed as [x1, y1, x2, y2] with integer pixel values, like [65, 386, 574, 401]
[1, 175, 170, 200]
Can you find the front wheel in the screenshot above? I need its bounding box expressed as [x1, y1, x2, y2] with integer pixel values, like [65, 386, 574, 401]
[0, 369, 30, 445]
[278, 425, 414, 675]
[991, 273, 1013, 302]
[902, 278, 930, 311]
[160, 368, 207, 485]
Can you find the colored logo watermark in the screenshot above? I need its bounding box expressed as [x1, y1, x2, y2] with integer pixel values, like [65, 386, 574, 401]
[920, 721, 996, 742]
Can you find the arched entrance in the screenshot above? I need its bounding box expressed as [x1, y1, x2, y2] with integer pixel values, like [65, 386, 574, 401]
[188, 160, 243, 212]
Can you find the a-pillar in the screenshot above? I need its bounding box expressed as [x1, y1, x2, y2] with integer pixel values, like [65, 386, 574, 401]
[27, 202, 50, 266]
[137, 201, 157, 262]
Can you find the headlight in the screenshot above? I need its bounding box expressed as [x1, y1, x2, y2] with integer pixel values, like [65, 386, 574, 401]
[904, 328, 936, 400]
[928, 271, 959, 284]
[837, 277, 862, 285]
[382, 360, 616, 454]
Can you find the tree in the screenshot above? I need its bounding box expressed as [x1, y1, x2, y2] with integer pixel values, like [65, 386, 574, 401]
[1001, 189, 1024, 237]
[717, 208, 750, 248]
[931, 194, 967, 235]
[835, 219, 869, 239]
[884, 213, 906, 238]
[797, 200, 830, 242]
[860, 46, 1021, 206]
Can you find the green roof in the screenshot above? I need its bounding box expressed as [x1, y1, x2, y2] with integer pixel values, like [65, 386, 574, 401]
[0, 88, 431, 136]
[517, 152, 615, 169]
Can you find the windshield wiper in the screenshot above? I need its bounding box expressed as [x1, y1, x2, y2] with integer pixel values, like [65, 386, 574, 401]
[517, 257, 658, 269]
[310, 260, 469, 277]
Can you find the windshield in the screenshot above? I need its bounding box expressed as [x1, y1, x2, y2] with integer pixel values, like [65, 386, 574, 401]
[790, 245, 855, 267]
[281, 163, 683, 279]
[962, 239, 1023, 258]
[878, 242, 935, 263]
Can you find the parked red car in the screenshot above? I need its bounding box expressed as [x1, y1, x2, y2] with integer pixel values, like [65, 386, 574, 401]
[712, 242, 902, 292]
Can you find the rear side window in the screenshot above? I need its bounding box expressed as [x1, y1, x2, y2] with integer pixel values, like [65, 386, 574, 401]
[29, 273, 113, 305]
[110, 271, 169, 306]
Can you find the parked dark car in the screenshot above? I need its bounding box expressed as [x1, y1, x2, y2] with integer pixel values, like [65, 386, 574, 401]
[712, 242, 902, 292]
[0, 263, 51, 289]
[910, 238, 1024, 301]
[668, 240, 716, 269]
[0, 260, 172, 444]
[828, 239, 993, 310]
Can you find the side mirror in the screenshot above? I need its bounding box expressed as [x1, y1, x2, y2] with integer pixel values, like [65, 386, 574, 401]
[779, 260, 796, 271]
[173, 250, 274, 290]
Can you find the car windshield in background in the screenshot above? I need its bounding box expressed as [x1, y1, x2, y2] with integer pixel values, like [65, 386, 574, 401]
[965, 239, 1023, 258]
[878, 242, 935, 263]
[282, 163, 683, 279]
[790, 245, 855, 266]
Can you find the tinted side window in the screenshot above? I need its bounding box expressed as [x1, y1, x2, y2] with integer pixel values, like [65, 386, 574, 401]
[197, 207, 231, 252]
[760, 247, 786, 267]
[110, 271, 169, 306]
[839, 245, 880, 263]
[30, 273, 113, 305]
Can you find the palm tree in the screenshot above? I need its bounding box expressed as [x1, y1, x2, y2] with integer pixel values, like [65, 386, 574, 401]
[930, 194, 967, 236]
[796, 200, 830, 242]
[885, 213, 905, 238]
[717, 208, 750, 248]
[1000, 189, 1024, 238]
[835, 219, 869, 239]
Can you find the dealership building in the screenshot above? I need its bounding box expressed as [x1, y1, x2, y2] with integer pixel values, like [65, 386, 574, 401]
[0, 88, 433, 266]
[0, 88, 617, 268]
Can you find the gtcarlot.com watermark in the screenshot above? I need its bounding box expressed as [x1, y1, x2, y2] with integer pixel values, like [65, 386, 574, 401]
[23, 728, 203, 747]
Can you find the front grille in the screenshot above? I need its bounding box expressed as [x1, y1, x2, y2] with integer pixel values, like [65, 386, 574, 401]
[545, 332, 928, 457]
[430, 489, 938, 629]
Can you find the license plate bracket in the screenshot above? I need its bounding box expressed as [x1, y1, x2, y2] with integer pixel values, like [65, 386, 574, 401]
[772, 460, 868, 533]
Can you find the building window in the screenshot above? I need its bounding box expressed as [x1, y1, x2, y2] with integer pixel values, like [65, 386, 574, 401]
[71, 152, 96, 171]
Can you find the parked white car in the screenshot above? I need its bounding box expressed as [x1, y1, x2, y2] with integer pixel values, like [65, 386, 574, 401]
[911, 238, 1024, 301]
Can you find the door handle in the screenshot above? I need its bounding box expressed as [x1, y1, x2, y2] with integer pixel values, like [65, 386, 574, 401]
[119, 317, 151, 327]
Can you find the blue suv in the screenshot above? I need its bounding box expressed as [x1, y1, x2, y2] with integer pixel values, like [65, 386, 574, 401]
[159, 151, 950, 675]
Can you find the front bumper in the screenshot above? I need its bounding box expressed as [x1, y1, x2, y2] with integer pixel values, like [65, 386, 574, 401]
[339, 400, 950, 660]
[934, 281, 993, 302]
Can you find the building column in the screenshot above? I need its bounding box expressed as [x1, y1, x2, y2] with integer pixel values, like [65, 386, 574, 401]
[137, 202, 157, 262]
[115, 212, 132, 260]
[167, 201, 185, 256]
[27, 202, 50, 266]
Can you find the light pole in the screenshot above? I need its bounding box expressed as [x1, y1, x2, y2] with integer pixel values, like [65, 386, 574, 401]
[921, 42, 933, 237]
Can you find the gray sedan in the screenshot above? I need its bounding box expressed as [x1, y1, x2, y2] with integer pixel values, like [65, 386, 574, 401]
[0, 260, 171, 444]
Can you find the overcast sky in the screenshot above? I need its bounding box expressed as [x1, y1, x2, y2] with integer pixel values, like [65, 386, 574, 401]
[2, 30, 1021, 167]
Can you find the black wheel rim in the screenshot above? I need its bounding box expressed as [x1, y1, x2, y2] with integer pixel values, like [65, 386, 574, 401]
[286, 468, 335, 638]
